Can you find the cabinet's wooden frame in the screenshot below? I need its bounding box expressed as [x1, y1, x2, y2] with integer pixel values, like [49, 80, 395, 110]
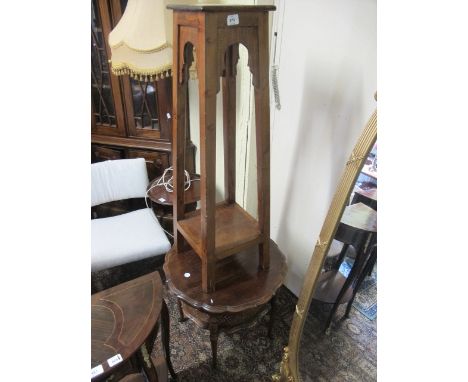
[272, 109, 377, 381]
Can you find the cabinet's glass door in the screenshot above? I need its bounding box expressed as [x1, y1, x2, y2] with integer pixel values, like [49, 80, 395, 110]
[91, 0, 126, 136]
[91, 0, 116, 127]
[118, 0, 172, 141]
[130, 78, 160, 131]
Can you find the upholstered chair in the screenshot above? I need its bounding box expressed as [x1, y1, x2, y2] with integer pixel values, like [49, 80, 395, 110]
[91, 158, 170, 290]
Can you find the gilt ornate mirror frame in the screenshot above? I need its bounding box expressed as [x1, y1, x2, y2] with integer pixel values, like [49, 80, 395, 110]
[273, 107, 377, 381]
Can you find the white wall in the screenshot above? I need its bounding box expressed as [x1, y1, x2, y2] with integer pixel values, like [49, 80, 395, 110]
[187, 0, 376, 296]
[263, 0, 377, 295]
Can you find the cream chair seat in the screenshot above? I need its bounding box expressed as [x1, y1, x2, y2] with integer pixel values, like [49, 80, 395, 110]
[91, 158, 170, 274]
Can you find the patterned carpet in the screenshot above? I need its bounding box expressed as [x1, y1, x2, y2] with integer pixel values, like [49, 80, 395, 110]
[151, 275, 376, 381]
[298, 302, 377, 381]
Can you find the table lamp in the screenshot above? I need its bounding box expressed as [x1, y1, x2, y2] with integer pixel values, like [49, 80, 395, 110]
[108, 0, 197, 82]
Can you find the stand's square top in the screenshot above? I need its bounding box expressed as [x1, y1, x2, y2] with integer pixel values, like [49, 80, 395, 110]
[167, 4, 276, 13]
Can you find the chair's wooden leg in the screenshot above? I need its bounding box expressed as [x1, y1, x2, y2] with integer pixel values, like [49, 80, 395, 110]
[209, 323, 219, 369]
[160, 300, 177, 380]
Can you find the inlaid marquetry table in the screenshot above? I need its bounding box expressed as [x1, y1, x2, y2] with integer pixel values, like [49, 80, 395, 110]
[91, 271, 176, 382]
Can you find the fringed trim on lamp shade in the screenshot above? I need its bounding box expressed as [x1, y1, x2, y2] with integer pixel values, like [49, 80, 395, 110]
[110, 60, 173, 82]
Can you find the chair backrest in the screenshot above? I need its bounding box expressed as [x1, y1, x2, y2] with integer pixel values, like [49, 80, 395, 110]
[91, 158, 149, 207]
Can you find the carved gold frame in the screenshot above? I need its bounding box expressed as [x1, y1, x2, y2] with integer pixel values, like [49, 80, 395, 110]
[273, 108, 377, 381]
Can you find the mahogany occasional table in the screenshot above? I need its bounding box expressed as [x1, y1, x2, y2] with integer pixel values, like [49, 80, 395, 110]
[91, 271, 176, 381]
[163, 239, 287, 368]
[352, 186, 377, 211]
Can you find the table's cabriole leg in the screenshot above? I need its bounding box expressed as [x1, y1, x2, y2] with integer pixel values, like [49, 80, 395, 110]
[161, 300, 177, 380]
[209, 322, 219, 369]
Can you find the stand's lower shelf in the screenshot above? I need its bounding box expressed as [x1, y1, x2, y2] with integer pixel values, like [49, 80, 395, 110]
[313, 270, 354, 304]
[176, 202, 262, 261]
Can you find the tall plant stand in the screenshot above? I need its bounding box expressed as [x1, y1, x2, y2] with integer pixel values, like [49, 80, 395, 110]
[169, 4, 276, 293]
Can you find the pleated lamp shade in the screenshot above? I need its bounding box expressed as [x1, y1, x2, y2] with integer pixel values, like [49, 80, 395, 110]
[109, 0, 194, 82]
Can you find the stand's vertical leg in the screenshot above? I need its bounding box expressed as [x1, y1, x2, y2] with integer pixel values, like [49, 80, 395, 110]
[222, 44, 238, 204]
[198, 14, 218, 293]
[172, 18, 188, 253]
[254, 13, 271, 270]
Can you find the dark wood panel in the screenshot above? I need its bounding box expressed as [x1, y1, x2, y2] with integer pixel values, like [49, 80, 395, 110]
[92, 145, 124, 162]
[127, 149, 170, 181]
[91, 134, 172, 152]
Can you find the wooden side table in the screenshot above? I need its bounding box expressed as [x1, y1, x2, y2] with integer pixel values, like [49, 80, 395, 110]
[147, 173, 201, 235]
[91, 271, 176, 382]
[313, 203, 377, 331]
[163, 239, 287, 368]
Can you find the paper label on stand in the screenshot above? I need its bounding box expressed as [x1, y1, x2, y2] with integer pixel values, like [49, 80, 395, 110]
[227, 14, 239, 26]
[91, 365, 104, 378]
[107, 354, 123, 367]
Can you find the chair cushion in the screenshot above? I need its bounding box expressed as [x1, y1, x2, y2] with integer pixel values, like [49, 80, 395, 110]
[91, 208, 171, 272]
[91, 158, 149, 207]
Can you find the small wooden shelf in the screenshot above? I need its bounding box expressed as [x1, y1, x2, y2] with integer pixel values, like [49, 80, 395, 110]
[177, 202, 261, 261]
[313, 270, 354, 304]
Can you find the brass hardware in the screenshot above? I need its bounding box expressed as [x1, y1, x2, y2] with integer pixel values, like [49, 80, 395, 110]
[346, 152, 366, 165]
[315, 239, 328, 249]
[295, 305, 304, 319]
[272, 347, 294, 381]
